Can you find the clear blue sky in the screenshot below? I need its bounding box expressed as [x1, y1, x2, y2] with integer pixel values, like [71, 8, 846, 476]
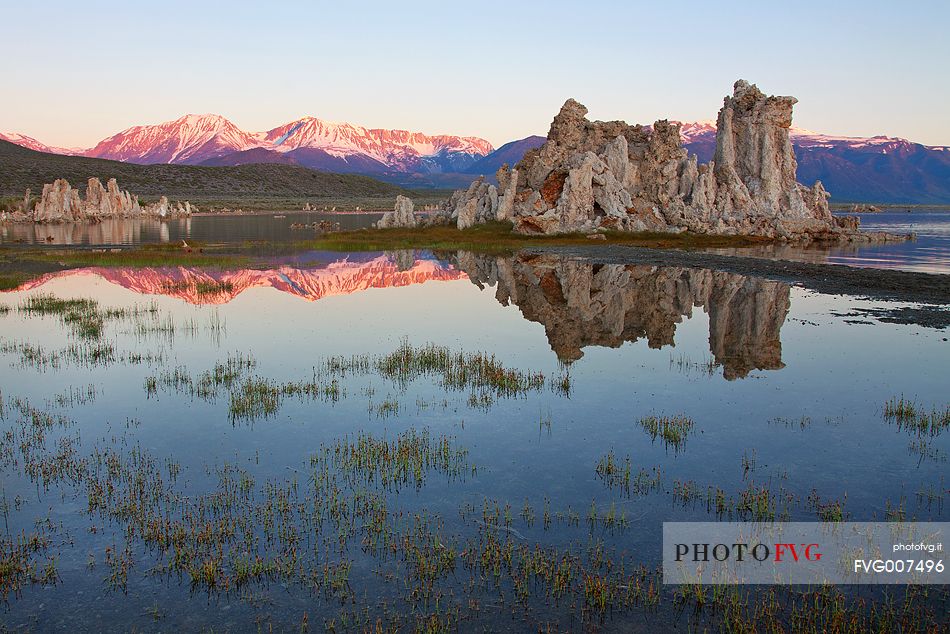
[2, 0, 947, 148]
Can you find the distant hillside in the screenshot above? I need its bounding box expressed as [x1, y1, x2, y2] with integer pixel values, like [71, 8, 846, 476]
[792, 143, 950, 204]
[0, 140, 412, 200]
[676, 126, 950, 204]
[464, 136, 546, 176]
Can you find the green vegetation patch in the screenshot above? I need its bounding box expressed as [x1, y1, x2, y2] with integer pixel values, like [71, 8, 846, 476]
[303, 221, 773, 254]
[884, 396, 950, 436]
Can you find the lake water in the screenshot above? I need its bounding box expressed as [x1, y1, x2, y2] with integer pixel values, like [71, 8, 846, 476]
[2, 208, 950, 275]
[707, 208, 950, 275]
[0, 250, 946, 631]
[0, 212, 384, 247]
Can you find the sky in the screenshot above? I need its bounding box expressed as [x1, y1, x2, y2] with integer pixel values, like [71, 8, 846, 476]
[2, 0, 948, 149]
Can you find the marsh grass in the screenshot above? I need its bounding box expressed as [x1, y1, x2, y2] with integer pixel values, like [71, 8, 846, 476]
[0, 529, 57, 599]
[20, 294, 105, 340]
[229, 377, 281, 421]
[907, 438, 946, 464]
[0, 392, 946, 631]
[16, 293, 182, 345]
[161, 279, 235, 297]
[637, 414, 695, 451]
[0, 338, 166, 370]
[595, 451, 631, 491]
[884, 397, 950, 436]
[769, 415, 812, 430]
[375, 339, 546, 397]
[595, 452, 661, 498]
[320, 428, 471, 491]
[884, 396, 918, 421]
[145, 340, 563, 422]
[669, 353, 719, 377]
[736, 483, 777, 521]
[808, 490, 847, 522]
[49, 384, 98, 408]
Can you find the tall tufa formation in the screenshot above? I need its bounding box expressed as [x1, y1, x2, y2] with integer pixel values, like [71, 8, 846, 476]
[446, 80, 894, 242]
[21, 178, 192, 223]
[34, 180, 84, 223]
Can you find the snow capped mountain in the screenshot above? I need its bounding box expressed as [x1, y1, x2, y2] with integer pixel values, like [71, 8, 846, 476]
[259, 117, 494, 174]
[673, 120, 717, 144]
[82, 113, 263, 164]
[16, 113, 496, 174]
[668, 120, 937, 155]
[0, 132, 80, 155]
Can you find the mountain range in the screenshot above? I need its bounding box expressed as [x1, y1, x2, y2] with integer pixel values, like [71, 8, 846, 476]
[7, 113, 495, 179]
[3, 113, 949, 203]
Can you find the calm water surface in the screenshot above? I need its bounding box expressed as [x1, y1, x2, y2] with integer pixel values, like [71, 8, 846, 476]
[0, 251, 946, 630]
[0, 212, 384, 247]
[707, 208, 950, 274]
[3, 207, 949, 274]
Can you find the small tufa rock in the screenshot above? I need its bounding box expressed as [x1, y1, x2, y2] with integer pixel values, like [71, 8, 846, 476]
[377, 195, 417, 228]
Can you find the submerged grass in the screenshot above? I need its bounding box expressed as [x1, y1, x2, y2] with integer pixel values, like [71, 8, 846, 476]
[161, 279, 235, 296]
[637, 414, 695, 451]
[145, 339, 561, 422]
[20, 294, 105, 340]
[0, 380, 946, 631]
[884, 396, 950, 436]
[0, 529, 58, 599]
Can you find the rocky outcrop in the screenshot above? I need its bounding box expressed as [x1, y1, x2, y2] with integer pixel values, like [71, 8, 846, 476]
[34, 179, 84, 222]
[84, 178, 141, 217]
[446, 80, 902, 242]
[457, 252, 789, 379]
[377, 195, 417, 229]
[442, 177, 499, 229]
[17, 178, 191, 223]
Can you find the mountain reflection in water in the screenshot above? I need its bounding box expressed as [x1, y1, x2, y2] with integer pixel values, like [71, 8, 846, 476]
[10, 252, 464, 304]
[7, 250, 790, 379]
